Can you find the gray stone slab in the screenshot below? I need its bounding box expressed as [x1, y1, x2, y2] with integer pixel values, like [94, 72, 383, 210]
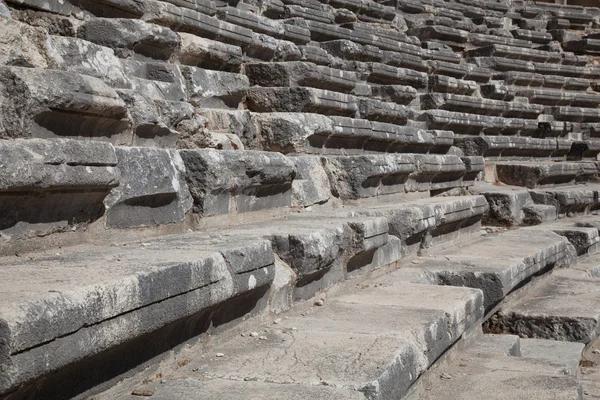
[488, 273, 600, 343]
[176, 33, 243, 72]
[247, 87, 359, 116]
[407, 229, 574, 310]
[0, 232, 275, 395]
[173, 282, 481, 400]
[104, 147, 192, 228]
[245, 61, 359, 93]
[179, 149, 296, 216]
[77, 18, 180, 60]
[121, 378, 366, 400]
[181, 66, 248, 109]
[494, 161, 597, 189]
[419, 348, 582, 399]
[0, 66, 130, 140]
[0, 138, 120, 240]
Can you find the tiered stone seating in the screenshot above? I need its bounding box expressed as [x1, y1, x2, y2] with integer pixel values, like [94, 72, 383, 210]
[4, 0, 600, 398]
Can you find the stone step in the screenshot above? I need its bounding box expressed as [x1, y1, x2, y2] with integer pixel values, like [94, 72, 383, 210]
[491, 161, 598, 189]
[247, 87, 359, 116]
[244, 61, 359, 93]
[505, 71, 590, 91]
[396, 228, 574, 311]
[0, 192, 488, 398]
[516, 88, 600, 108]
[467, 43, 564, 63]
[246, 113, 454, 154]
[420, 109, 540, 136]
[119, 281, 484, 400]
[485, 255, 600, 343]
[421, 93, 544, 119]
[428, 75, 479, 95]
[455, 135, 571, 158]
[412, 334, 584, 399]
[320, 154, 475, 200]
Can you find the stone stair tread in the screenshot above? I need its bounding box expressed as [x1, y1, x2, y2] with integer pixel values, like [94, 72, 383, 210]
[155, 281, 482, 399]
[119, 378, 365, 400]
[488, 271, 600, 343]
[416, 335, 582, 399]
[400, 228, 572, 310]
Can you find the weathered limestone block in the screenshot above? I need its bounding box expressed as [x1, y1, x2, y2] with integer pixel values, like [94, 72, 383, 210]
[428, 75, 478, 95]
[0, 138, 119, 239]
[407, 154, 467, 192]
[321, 154, 416, 199]
[467, 44, 562, 63]
[115, 88, 195, 147]
[0, 1, 11, 18]
[78, 18, 181, 60]
[161, 0, 217, 15]
[495, 161, 597, 188]
[408, 26, 469, 44]
[245, 62, 359, 93]
[120, 60, 187, 102]
[422, 93, 544, 119]
[480, 83, 516, 101]
[270, 223, 351, 290]
[290, 156, 331, 207]
[455, 136, 565, 158]
[420, 109, 539, 136]
[518, 89, 600, 107]
[512, 29, 553, 44]
[0, 233, 274, 396]
[46, 36, 130, 89]
[147, 2, 254, 48]
[104, 147, 192, 228]
[543, 75, 589, 91]
[548, 106, 600, 123]
[358, 99, 409, 125]
[530, 187, 600, 216]
[461, 156, 485, 185]
[4, 0, 78, 15]
[481, 190, 533, 226]
[319, 40, 384, 62]
[218, 5, 284, 37]
[370, 85, 417, 106]
[0, 18, 48, 68]
[247, 87, 359, 116]
[182, 66, 248, 108]
[283, 4, 336, 24]
[249, 112, 334, 153]
[366, 63, 428, 88]
[180, 149, 296, 215]
[0, 67, 131, 141]
[176, 33, 243, 72]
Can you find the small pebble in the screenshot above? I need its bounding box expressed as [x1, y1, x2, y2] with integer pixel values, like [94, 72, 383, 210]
[314, 299, 324, 307]
[259, 336, 268, 340]
[592, 349, 600, 354]
[273, 318, 282, 325]
[215, 353, 225, 358]
[440, 373, 452, 380]
[480, 230, 488, 236]
[249, 332, 259, 337]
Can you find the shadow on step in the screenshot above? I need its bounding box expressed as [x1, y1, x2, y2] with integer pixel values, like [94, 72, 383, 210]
[1, 287, 269, 400]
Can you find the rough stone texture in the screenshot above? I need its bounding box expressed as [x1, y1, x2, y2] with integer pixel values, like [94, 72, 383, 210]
[0, 138, 119, 239]
[4, 0, 600, 397]
[290, 155, 331, 207]
[418, 335, 583, 400]
[103, 147, 192, 228]
[180, 149, 296, 215]
[0, 66, 131, 141]
[0, 233, 275, 396]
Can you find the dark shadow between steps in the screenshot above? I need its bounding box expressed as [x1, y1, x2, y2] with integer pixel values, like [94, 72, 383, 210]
[1, 287, 270, 400]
